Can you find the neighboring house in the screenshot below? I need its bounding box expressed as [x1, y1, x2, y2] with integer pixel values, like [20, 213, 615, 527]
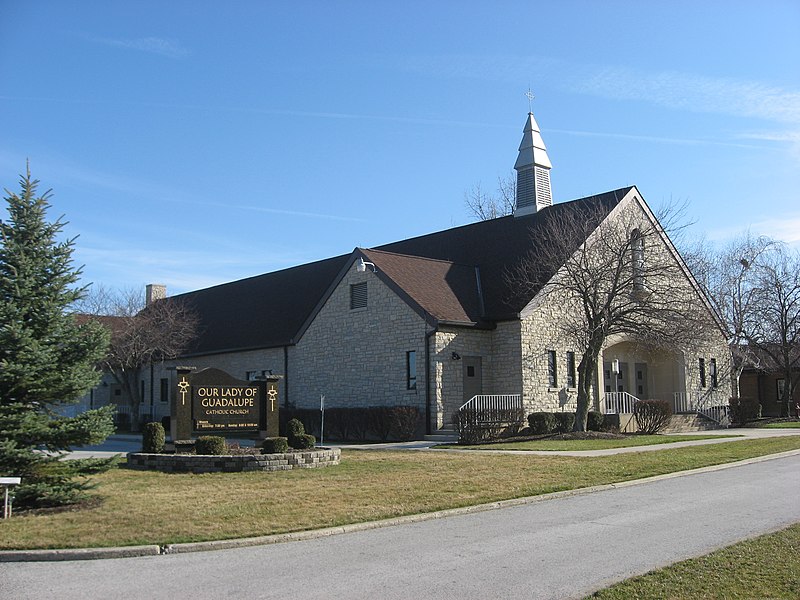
[737, 346, 800, 417]
[85, 111, 733, 434]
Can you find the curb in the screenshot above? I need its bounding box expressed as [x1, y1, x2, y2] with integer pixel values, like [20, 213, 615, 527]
[0, 544, 160, 562]
[3, 448, 800, 562]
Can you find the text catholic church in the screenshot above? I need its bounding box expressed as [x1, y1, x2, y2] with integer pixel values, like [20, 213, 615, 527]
[100, 111, 732, 435]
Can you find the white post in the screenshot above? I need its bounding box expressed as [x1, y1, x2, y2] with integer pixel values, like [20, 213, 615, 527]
[319, 395, 325, 447]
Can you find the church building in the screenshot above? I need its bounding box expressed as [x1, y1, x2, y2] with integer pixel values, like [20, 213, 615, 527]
[108, 111, 733, 435]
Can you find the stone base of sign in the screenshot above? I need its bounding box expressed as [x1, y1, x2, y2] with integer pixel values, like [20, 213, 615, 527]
[126, 448, 340, 474]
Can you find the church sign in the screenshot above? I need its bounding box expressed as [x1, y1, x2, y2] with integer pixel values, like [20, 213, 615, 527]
[193, 382, 261, 432]
[172, 367, 280, 438]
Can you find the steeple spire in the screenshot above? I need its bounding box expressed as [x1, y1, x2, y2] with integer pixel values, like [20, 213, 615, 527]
[514, 108, 552, 217]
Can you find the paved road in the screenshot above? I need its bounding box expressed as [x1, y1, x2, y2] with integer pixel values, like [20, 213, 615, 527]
[3, 454, 799, 599]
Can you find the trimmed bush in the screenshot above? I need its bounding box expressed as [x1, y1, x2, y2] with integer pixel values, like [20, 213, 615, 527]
[389, 406, 420, 441]
[553, 412, 576, 433]
[286, 418, 305, 438]
[634, 399, 672, 434]
[261, 437, 289, 454]
[528, 412, 556, 435]
[454, 407, 525, 444]
[587, 411, 605, 432]
[142, 422, 165, 453]
[729, 397, 761, 424]
[367, 406, 393, 441]
[293, 433, 316, 449]
[195, 436, 226, 455]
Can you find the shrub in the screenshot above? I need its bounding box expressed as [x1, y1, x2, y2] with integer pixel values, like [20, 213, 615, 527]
[142, 422, 165, 453]
[553, 412, 576, 433]
[389, 406, 420, 441]
[729, 397, 761, 424]
[454, 407, 525, 444]
[587, 411, 605, 432]
[195, 436, 226, 455]
[286, 419, 306, 444]
[528, 412, 556, 435]
[367, 406, 393, 441]
[292, 433, 316, 449]
[261, 437, 289, 454]
[634, 399, 672, 434]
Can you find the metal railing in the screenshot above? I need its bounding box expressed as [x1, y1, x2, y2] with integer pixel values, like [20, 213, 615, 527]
[458, 394, 523, 413]
[604, 392, 640, 414]
[674, 391, 730, 427]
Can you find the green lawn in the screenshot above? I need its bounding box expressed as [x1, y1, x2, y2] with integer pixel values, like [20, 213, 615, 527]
[440, 434, 740, 451]
[1, 436, 799, 551]
[588, 522, 800, 599]
[762, 421, 800, 429]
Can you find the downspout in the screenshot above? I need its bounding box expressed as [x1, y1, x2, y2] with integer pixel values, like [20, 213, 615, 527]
[149, 363, 155, 422]
[283, 345, 290, 409]
[425, 326, 437, 435]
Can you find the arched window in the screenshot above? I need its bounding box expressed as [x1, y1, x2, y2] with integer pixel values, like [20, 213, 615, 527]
[631, 229, 645, 292]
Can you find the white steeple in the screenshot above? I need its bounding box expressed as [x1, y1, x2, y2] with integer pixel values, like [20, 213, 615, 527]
[514, 111, 552, 217]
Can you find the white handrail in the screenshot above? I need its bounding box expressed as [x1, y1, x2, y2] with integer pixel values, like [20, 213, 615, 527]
[458, 394, 522, 412]
[604, 392, 640, 414]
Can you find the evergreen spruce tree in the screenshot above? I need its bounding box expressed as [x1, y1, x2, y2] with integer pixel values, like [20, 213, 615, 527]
[0, 166, 116, 509]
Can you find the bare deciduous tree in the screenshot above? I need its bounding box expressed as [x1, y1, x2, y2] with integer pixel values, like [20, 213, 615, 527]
[687, 233, 776, 396]
[507, 199, 716, 431]
[76, 285, 199, 430]
[745, 245, 800, 415]
[464, 173, 516, 221]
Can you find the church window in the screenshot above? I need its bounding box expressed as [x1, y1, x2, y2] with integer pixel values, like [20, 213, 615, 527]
[631, 229, 645, 291]
[566, 351, 576, 388]
[547, 350, 557, 387]
[699, 358, 706, 388]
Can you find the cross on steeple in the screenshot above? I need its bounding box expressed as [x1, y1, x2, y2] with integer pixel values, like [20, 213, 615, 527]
[525, 88, 534, 113]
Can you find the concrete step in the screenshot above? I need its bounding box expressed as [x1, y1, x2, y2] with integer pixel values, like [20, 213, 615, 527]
[661, 413, 721, 433]
[424, 429, 459, 443]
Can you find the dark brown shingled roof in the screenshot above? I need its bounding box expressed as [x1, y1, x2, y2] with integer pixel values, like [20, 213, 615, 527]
[376, 187, 630, 319]
[173, 187, 632, 355]
[361, 249, 483, 325]
[174, 254, 349, 355]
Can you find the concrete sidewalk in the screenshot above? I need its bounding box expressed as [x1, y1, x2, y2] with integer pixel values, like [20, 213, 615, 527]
[66, 426, 800, 459]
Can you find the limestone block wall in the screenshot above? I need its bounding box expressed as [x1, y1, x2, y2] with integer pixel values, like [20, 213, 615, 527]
[519, 291, 582, 413]
[290, 267, 428, 422]
[126, 448, 341, 473]
[431, 327, 494, 429]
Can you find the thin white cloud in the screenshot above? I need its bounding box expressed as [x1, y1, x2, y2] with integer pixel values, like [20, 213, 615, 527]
[88, 36, 189, 59]
[575, 68, 800, 125]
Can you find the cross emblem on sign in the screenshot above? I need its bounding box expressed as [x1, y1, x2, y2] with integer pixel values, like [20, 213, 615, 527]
[267, 386, 278, 410]
[178, 377, 190, 406]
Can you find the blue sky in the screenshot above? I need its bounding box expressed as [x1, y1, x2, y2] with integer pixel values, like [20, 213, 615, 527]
[1, 0, 798, 295]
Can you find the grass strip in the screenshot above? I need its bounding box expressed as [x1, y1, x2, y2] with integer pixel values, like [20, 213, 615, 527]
[762, 421, 800, 429]
[439, 434, 739, 451]
[587, 522, 800, 599]
[1, 436, 799, 550]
